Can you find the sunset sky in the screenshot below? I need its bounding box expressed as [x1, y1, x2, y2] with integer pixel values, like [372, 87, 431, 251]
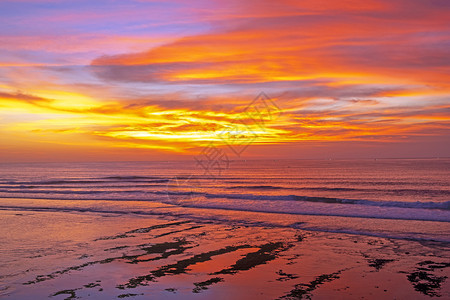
[0, 0, 449, 162]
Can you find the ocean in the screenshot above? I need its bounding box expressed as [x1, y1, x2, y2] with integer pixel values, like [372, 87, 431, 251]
[0, 159, 448, 242]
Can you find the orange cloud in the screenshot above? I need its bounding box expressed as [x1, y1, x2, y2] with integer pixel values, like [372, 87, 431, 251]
[1, 0, 449, 161]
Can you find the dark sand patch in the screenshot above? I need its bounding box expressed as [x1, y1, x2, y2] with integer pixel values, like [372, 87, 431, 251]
[50, 281, 102, 300]
[83, 281, 101, 288]
[276, 270, 299, 281]
[295, 233, 308, 242]
[117, 293, 143, 298]
[213, 242, 293, 275]
[51, 288, 78, 299]
[126, 239, 194, 264]
[407, 261, 450, 297]
[368, 258, 395, 271]
[192, 277, 224, 293]
[279, 270, 343, 299]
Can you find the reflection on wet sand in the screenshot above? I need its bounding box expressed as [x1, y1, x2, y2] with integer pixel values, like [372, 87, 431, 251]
[11, 216, 448, 299]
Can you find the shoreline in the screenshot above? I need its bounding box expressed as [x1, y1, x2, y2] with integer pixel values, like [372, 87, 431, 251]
[1, 197, 449, 244]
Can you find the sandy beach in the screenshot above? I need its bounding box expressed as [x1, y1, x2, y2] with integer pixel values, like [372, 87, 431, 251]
[1, 205, 449, 299]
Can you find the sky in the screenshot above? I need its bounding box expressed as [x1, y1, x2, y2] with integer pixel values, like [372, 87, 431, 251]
[0, 0, 449, 162]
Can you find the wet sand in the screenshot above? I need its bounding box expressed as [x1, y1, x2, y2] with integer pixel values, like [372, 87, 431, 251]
[0, 209, 449, 299]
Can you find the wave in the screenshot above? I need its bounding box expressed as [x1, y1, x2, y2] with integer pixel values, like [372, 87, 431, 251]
[1, 179, 169, 185]
[223, 179, 448, 187]
[295, 196, 450, 210]
[196, 192, 450, 210]
[228, 185, 284, 189]
[226, 185, 450, 195]
[3, 180, 107, 185]
[0, 189, 109, 195]
[0, 184, 168, 189]
[227, 185, 358, 191]
[1, 186, 449, 210]
[161, 199, 450, 223]
[101, 176, 168, 181]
